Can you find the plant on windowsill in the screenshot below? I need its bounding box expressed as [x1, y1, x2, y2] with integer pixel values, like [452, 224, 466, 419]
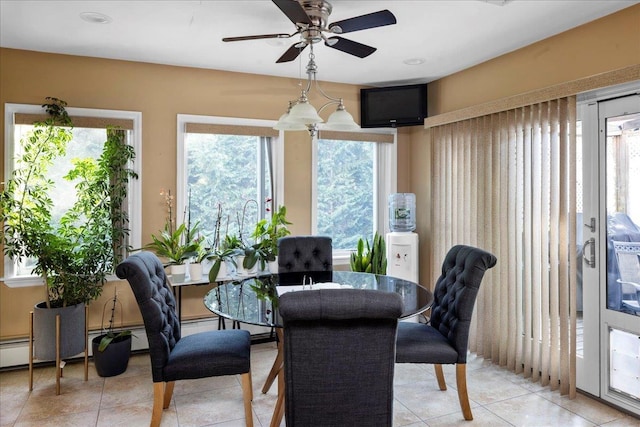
[350, 231, 387, 275]
[0, 97, 138, 361]
[143, 190, 201, 282]
[92, 287, 133, 377]
[244, 204, 291, 272]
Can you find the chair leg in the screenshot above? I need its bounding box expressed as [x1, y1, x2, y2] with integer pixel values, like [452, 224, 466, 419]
[455, 364, 473, 421]
[163, 381, 175, 408]
[241, 372, 254, 427]
[152, 382, 165, 427]
[434, 364, 447, 390]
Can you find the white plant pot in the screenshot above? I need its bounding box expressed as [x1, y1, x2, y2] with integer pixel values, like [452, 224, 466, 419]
[268, 257, 279, 274]
[235, 255, 246, 276]
[189, 262, 203, 281]
[216, 261, 228, 281]
[171, 264, 186, 283]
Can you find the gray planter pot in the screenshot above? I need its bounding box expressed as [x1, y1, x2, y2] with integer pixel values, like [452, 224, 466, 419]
[33, 302, 86, 361]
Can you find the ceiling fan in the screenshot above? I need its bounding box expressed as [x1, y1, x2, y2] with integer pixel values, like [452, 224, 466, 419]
[222, 0, 397, 63]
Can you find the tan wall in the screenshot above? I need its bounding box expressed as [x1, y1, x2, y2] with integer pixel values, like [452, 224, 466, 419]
[0, 48, 365, 339]
[412, 5, 640, 287]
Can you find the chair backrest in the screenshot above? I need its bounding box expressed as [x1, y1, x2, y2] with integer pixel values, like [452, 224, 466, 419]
[612, 241, 640, 284]
[279, 289, 403, 427]
[116, 251, 181, 382]
[277, 236, 333, 285]
[430, 245, 497, 363]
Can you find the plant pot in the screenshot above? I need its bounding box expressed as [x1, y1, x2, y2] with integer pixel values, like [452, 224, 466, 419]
[235, 255, 246, 276]
[171, 264, 186, 283]
[189, 262, 203, 281]
[33, 302, 86, 361]
[92, 334, 131, 377]
[268, 257, 279, 274]
[216, 261, 228, 280]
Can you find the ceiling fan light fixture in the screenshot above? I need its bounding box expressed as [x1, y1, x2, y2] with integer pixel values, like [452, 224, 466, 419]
[325, 104, 359, 131]
[287, 96, 324, 125]
[274, 112, 308, 131]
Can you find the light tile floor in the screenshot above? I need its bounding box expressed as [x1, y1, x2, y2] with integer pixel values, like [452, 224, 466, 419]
[1, 341, 638, 427]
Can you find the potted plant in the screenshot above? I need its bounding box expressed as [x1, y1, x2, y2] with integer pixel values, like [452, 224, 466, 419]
[350, 232, 387, 275]
[144, 221, 201, 282]
[92, 287, 132, 377]
[0, 97, 137, 361]
[245, 205, 291, 273]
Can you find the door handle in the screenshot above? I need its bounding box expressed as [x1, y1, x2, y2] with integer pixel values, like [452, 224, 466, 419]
[582, 237, 596, 268]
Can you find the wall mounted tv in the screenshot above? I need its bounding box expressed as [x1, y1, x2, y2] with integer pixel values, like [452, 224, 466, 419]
[360, 83, 427, 128]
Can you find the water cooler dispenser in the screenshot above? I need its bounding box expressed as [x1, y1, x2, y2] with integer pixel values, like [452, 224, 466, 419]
[386, 194, 419, 321]
[386, 193, 418, 283]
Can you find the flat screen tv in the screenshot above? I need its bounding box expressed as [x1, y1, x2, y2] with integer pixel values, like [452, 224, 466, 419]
[360, 83, 427, 128]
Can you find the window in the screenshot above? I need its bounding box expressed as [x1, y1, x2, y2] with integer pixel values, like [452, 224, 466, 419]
[177, 115, 282, 244]
[3, 103, 142, 287]
[313, 129, 396, 259]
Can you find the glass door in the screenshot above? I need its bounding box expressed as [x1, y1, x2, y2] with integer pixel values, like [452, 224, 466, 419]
[579, 90, 640, 415]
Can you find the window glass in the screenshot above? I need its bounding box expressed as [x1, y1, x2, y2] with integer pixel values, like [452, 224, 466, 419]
[4, 104, 142, 286]
[316, 138, 375, 250]
[185, 132, 272, 240]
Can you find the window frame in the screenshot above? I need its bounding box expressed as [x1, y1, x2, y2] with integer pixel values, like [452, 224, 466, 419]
[2, 103, 142, 287]
[176, 114, 284, 235]
[311, 128, 397, 265]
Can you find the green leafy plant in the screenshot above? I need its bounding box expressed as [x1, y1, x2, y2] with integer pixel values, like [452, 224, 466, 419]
[244, 205, 291, 270]
[0, 97, 138, 308]
[350, 232, 387, 274]
[145, 222, 201, 266]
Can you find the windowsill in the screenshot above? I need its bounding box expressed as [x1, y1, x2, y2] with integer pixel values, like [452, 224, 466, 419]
[2, 273, 121, 288]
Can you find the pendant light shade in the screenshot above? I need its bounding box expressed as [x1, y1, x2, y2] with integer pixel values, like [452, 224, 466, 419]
[325, 105, 359, 131]
[287, 99, 324, 125]
[274, 112, 308, 131]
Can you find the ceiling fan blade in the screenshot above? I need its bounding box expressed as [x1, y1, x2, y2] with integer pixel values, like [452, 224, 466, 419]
[328, 10, 396, 34]
[223, 33, 293, 42]
[272, 0, 312, 26]
[325, 37, 376, 58]
[276, 43, 308, 63]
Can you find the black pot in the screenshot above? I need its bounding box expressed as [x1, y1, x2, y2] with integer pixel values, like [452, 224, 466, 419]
[92, 334, 131, 377]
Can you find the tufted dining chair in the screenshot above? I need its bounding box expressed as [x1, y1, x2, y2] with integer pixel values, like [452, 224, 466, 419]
[395, 245, 497, 421]
[116, 251, 254, 427]
[277, 236, 333, 285]
[279, 288, 404, 427]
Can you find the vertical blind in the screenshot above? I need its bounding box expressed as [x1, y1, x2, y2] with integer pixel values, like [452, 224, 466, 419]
[430, 96, 577, 396]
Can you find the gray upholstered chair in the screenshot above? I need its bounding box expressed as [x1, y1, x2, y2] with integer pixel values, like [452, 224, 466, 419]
[395, 245, 497, 421]
[277, 235, 333, 285]
[279, 288, 404, 427]
[116, 251, 253, 427]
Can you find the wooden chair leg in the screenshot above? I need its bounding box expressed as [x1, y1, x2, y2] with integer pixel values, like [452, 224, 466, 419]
[152, 382, 166, 427]
[163, 381, 175, 408]
[29, 311, 34, 392]
[455, 364, 473, 421]
[434, 364, 447, 390]
[270, 364, 285, 427]
[241, 372, 254, 427]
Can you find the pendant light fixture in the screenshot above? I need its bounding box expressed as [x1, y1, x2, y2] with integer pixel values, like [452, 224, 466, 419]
[274, 44, 360, 136]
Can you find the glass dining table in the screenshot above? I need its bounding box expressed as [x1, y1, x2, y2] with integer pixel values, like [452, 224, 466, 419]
[203, 270, 433, 427]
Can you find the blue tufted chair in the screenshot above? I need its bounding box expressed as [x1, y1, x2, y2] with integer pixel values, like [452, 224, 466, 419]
[116, 251, 253, 427]
[395, 245, 497, 421]
[280, 289, 404, 427]
[277, 236, 333, 285]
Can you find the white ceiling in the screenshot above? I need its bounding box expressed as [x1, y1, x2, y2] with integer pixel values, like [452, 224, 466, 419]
[1, 0, 637, 87]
